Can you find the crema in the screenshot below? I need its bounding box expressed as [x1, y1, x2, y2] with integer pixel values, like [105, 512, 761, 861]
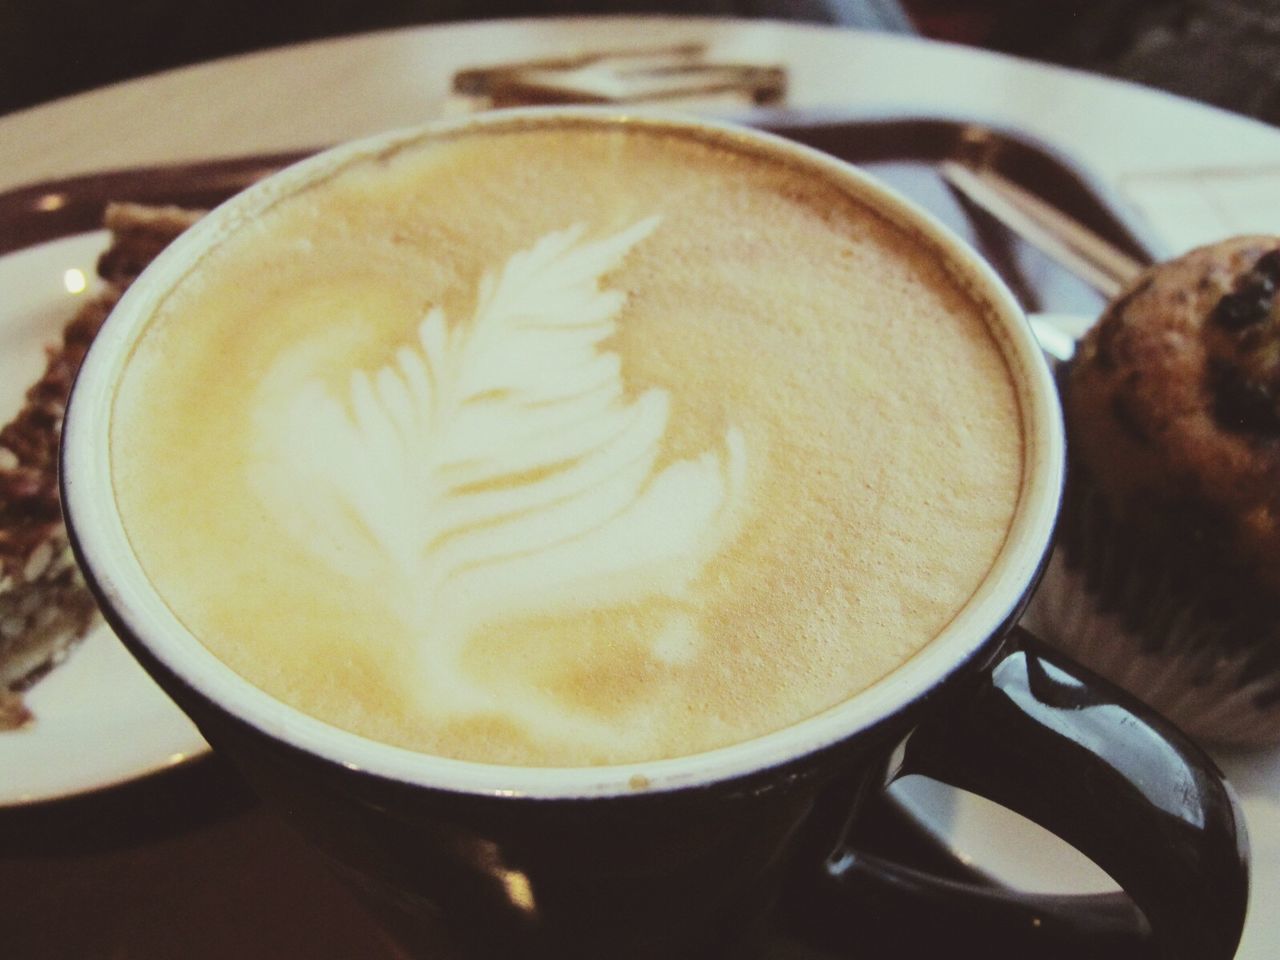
[110, 119, 1024, 766]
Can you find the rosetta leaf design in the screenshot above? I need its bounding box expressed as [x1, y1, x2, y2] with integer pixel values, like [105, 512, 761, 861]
[251, 218, 747, 733]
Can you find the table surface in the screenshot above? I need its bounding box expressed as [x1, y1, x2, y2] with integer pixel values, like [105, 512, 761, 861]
[4, 14, 1280, 193]
[3, 16, 1279, 960]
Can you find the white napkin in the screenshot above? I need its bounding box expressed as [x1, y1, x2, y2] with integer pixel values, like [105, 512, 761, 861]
[1120, 166, 1280, 255]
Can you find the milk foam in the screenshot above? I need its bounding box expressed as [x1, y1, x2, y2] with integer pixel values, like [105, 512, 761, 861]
[110, 121, 1024, 766]
[249, 217, 747, 747]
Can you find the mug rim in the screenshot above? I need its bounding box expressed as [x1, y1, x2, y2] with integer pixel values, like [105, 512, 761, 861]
[61, 106, 1064, 800]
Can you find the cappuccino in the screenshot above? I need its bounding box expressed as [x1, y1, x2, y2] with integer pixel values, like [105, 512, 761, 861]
[109, 118, 1023, 766]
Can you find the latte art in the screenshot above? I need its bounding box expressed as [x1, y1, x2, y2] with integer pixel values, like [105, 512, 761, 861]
[249, 217, 748, 742]
[109, 119, 1024, 766]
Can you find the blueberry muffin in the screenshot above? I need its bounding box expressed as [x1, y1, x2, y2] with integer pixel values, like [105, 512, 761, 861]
[1025, 235, 1280, 747]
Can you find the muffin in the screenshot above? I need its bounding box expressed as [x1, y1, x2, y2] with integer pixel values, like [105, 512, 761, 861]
[1024, 235, 1280, 747]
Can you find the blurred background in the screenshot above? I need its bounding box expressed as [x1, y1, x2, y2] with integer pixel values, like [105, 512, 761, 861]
[1, 0, 1277, 124]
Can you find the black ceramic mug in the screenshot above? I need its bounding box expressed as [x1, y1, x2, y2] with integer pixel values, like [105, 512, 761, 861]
[61, 110, 1247, 959]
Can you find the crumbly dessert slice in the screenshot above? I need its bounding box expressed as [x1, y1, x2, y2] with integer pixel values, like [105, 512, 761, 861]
[0, 203, 202, 729]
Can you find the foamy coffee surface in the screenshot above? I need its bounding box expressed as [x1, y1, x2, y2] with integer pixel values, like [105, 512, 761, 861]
[110, 121, 1023, 766]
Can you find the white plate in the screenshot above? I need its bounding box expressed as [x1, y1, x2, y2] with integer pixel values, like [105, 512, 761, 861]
[0, 231, 208, 806]
[890, 311, 1280, 960]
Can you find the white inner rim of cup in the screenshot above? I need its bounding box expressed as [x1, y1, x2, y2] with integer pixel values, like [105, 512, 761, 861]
[62, 108, 1063, 800]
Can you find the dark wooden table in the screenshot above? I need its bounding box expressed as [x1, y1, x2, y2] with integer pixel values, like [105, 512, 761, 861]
[2, 756, 406, 959]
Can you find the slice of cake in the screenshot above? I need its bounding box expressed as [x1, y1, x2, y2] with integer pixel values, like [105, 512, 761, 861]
[0, 203, 202, 729]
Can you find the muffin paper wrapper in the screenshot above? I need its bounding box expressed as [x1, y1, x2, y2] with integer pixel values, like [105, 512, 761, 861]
[1022, 463, 1280, 748]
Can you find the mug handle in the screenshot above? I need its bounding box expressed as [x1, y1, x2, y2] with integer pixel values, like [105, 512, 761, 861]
[786, 626, 1249, 960]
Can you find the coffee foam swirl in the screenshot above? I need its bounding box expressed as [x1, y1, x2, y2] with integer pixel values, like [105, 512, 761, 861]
[249, 217, 748, 745]
[110, 122, 1024, 766]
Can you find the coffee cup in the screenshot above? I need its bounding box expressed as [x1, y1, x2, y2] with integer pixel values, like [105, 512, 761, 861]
[62, 108, 1247, 958]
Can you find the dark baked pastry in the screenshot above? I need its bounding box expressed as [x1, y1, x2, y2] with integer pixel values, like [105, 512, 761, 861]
[1025, 235, 1280, 747]
[0, 203, 201, 728]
